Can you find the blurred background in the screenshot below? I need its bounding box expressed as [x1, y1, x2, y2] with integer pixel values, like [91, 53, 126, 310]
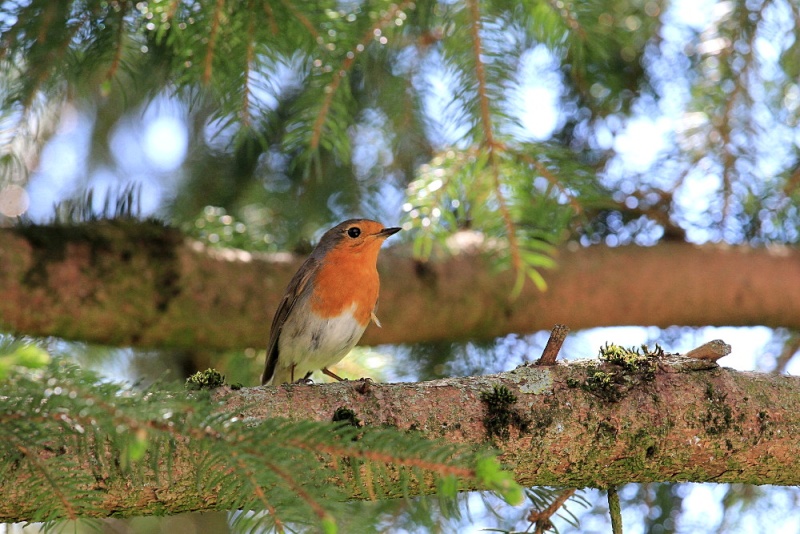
[1, 0, 800, 531]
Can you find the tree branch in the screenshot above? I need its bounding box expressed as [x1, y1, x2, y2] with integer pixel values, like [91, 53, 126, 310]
[2, 222, 800, 351]
[2, 355, 800, 522]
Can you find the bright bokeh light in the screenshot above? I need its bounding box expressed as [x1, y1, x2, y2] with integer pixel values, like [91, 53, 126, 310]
[513, 45, 562, 141]
[142, 116, 188, 172]
[418, 51, 473, 148]
[614, 117, 672, 171]
[24, 96, 188, 220]
[25, 105, 92, 220]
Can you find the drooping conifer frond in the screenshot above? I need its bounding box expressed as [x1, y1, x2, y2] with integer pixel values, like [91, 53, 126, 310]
[0, 355, 522, 531]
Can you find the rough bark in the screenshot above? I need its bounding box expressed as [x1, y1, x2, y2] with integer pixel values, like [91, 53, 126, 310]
[2, 222, 800, 350]
[2, 356, 800, 522]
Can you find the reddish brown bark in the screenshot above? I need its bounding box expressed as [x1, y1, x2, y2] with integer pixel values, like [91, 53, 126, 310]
[227, 356, 800, 488]
[1, 223, 799, 350]
[1, 356, 799, 523]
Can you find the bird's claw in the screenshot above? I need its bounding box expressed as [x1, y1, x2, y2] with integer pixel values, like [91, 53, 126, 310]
[293, 377, 314, 385]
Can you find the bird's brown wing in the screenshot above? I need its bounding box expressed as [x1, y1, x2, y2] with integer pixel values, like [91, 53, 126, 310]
[261, 256, 320, 385]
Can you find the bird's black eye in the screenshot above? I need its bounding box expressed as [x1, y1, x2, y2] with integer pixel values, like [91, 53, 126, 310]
[347, 227, 361, 238]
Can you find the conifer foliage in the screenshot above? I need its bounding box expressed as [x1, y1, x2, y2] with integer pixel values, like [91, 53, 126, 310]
[2, 0, 800, 530]
[0, 354, 522, 531]
[3, 0, 797, 268]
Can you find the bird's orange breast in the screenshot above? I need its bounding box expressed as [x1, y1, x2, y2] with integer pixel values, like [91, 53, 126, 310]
[310, 245, 381, 325]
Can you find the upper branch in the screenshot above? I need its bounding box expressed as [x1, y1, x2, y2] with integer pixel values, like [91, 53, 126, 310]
[2, 222, 800, 351]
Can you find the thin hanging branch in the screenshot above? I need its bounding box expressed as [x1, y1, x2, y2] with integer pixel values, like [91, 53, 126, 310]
[23, 9, 88, 110]
[104, 1, 128, 83]
[202, 0, 225, 85]
[715, 1, 766, 224]
[546, 0, 590, 98]
[502, 142, 583, 215]
[545, 0, 586, 39]
[261, 1, 279, 36]
[164, 0, 182, 23]
[466, 0, 521, 273]
[240, 0, 256, 128]
[276, 0, 322, 42]
[35, 1, 59, 47]
[772, 334, 800, 375]
[309, 1, 412, 151]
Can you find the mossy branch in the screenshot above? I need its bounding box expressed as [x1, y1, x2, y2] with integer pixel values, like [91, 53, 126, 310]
[3, 224, 800, 350]
[4, 353, 800, 524]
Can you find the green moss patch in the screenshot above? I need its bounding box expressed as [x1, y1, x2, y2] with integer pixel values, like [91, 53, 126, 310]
[480, 385, 530, 440]
[566, 343, 667, 402]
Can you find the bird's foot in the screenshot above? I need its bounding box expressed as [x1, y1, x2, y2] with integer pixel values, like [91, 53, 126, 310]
[292, 377, 314, 385]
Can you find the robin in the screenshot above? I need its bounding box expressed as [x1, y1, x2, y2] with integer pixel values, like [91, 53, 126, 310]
[261, 219, 401, 385]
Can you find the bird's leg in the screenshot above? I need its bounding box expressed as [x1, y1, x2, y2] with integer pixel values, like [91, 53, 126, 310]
[321, 367, 345, 381]
[290, 363, 296, 383]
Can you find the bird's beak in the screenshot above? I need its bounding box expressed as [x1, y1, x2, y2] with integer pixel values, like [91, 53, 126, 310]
[377, 227, 401, 239]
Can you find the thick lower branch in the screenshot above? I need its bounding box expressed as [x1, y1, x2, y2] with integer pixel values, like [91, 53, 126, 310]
[1, 223, 800, 350]
[2, 357, 800, 522]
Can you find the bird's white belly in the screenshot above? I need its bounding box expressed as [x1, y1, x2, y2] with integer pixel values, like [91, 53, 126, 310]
[277, 302, 366, 380]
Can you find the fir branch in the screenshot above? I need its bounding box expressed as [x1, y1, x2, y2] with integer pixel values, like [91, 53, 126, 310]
[276, 0, 322, 42]
[466, 0, 494, 150]
[230, 453, 285, 531]
[309, 1, 413, 151]
[265, 458, 332, 526]
[1, 360, 517, 527]
[13, 443, 77, 521]
[22, 5, 87, 110]
[467, 0, 521, 273]
[545, 0, 587, 40]
[503, 142, 583, 215]
[240, 0, 256, 128]
[533, 0, 592, 98]
[203, 0, 226, 85]
[261, 1, 279, 36]
[164, 0, 181, 22]
[104, 0, 128, 83]
[716, 1, 764, 224]
[294, 440, 475, 480]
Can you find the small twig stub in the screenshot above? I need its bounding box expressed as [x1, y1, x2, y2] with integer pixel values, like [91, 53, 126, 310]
[537, 324, 570, 365]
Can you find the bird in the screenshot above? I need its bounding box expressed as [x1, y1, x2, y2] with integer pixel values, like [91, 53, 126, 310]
[261, 219, 401, 385]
